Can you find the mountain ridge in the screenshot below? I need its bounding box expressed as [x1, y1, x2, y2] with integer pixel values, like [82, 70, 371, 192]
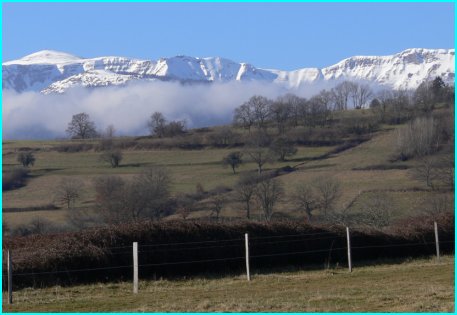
[3, 48, 454, 94]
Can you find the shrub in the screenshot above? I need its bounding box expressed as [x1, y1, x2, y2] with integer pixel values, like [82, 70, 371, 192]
[16, 151, 36, 167]
[54, 143, 94, 153]
[222, 151, 243, 174]
[3, 212, 453, 289]
[99, 150, 123, 167]
[208, 127, 238, 147]
[94, 167, 172, 223]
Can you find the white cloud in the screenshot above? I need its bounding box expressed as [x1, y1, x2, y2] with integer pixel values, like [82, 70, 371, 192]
[3, 80, 320, 139]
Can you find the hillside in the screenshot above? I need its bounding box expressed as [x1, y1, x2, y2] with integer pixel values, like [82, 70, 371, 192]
[3, 106, 454, 233]
[2, 87, 454, 313]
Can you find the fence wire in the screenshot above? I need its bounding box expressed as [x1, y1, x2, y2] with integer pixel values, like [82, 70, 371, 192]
[4, 231, 342, 254]
[3, 240, 452, 278]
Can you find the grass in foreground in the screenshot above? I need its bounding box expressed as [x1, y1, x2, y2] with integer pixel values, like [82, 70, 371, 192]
[2, 256, 454, 312]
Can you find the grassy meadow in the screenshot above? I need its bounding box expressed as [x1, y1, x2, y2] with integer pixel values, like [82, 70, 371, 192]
[2, 256, 453, 312]
[3, 118, 452, 229]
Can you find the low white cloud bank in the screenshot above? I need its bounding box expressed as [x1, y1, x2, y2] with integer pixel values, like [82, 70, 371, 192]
[3, 80, 322, 140]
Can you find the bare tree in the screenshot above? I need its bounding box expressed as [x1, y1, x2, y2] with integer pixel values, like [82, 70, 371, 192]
[291, 183, 318, 221]
[358, 193, 392, 228]
[17, 152, 35, 167]
[126, 167, 172, 220]
[332, 81, 354, 110]
[269, 137, 297, 161]
[233, 103, 255, 133]
[349, 82, 360, 109]
[54, 177, 84, 209]
[66, 112, 97, 139]
[148, 112, 167, 137]
[94, 175, 128, 223]
[222, 151, 243, 174]
[371, 90, 393, 122]
[245, 147, 273, 175]
[269, 100, 291, 134]
[414, 81, 435, 112]
[297, 99, 311, 127]
[209, 194, 225, 220]
[94, 167, 171, 222]
[276, 93, 305, 127]
[396, 116, 440, 160]
[234, 173, 258, 219]
[249, 95, 272, 130]
[331, 88, 344, 111]
[244, 131, 273, 174]
[254, 176, 284, 221]
[389, 89, 413, 124]
[410, 156, 438, 189]
[436, 153, 454, 189]
[353, 84, 373, 109]
[314, 176, 341, 217]
[308, 91, 332, 126]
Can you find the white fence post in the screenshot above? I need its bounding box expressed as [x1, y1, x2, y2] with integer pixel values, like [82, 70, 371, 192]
[434, 222, 440, 262]
[346, 227, 352, 273]
[133, 242, 138, 294]
[8, 249, 13, 304]
[245, 233, 251, 281]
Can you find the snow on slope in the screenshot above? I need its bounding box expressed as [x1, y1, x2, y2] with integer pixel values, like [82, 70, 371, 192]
[3, 50, 82, 65]
[3, 48, 455, 94]
[42, 70, 138, 94]
[321, 48, 455, 89]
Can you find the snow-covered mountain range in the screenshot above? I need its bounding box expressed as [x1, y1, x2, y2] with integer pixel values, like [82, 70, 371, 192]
[3, 48, 454, 94]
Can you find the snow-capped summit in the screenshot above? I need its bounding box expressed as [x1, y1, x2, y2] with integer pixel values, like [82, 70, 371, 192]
[2, 48, 454, 94]
[3, 50, 82, 65]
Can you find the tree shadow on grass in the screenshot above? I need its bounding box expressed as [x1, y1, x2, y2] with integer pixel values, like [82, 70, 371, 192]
[298, 163, 337, 171]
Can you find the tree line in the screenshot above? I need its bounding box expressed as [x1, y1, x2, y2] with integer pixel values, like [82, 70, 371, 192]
[62, 77, 453, 143]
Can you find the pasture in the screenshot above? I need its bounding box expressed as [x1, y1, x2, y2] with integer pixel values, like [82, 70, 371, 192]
[2, 256, 454, 312]
[3, 122, 452, 229]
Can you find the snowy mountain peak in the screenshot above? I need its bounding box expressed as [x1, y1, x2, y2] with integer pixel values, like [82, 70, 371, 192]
[4, 50, 82, 65]
[3, 48, 455, 94]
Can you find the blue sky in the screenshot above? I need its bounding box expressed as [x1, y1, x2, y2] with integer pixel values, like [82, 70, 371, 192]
[3, 2, 455, 70]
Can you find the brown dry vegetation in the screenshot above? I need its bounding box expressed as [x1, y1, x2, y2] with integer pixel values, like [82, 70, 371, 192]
[2, 211, 453, 289]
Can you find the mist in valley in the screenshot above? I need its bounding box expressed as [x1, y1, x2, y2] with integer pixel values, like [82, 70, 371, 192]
[3, 80, 330, 140]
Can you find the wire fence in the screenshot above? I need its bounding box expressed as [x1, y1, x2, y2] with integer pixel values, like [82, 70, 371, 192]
[2, 217, 454, 308]
[3, 232, 453, 278]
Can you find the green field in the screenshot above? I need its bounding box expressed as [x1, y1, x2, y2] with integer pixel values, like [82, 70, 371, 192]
[2, 256, 454, 312]
[3, 121, 452, 229]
